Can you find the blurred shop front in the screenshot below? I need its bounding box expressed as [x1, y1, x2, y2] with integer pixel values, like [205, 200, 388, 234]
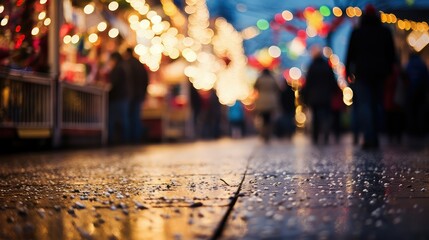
[0, 0, 195, 148]
[0, 0, 57, 149]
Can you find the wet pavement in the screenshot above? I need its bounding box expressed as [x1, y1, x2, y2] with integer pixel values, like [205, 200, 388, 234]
[0, 134, 428, 240]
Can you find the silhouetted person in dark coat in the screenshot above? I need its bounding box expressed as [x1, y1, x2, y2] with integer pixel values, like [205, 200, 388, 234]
[404, 52, 429, 137]
[108, 52, 131, 144]
[301, 46, 339, 144]
[123, 48, 149, 143]
[277, 80, 296, 138]
[346, 5, 396, 149]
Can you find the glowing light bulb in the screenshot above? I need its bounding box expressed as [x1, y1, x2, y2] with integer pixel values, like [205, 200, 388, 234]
[97, 22, 107, 32]
[108, 1, 119, 11]
[108, 28, 119, 38]
[84, 4, 95, 15]
[31, 27, 40, 36]
[88, 33, 98, 43]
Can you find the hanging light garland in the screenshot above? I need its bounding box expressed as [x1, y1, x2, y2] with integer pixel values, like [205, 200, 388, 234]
[125, 0, 182, 72]
[183, 0, 219, 91]
[213, 18, 251, 105]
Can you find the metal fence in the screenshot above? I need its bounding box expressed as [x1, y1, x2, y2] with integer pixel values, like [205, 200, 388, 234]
[59, 82, 108, 145]
[0, 68, 108, 146]
[0, 69, 54, 129]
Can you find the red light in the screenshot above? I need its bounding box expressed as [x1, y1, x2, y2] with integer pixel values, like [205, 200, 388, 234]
[15, 35, 25, 48]
[283, 69, 290, 80]
[274, 14, 286, 24]
[15, 25, 21, 32]
[16, 0, 24, 7]
[297, 30, 306, 40]
[305, 7, 315, 14]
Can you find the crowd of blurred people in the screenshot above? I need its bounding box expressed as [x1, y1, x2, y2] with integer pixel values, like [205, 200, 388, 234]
[105, 5, 429, 149]
[248, 4, 429, 148]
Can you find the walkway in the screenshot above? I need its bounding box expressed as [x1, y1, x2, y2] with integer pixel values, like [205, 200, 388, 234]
[0, 134, 428, 239]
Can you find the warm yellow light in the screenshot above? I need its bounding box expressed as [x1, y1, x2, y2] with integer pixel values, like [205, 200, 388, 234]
[184, 66, 197, 77]
[0, 5, 4, 14]
[138, 5, 150, 15]
[43, 18, 51, 26]
[83, 4, 95, 15]
[151, 37, 162, 46]
[282, 10, 293, 21]
[39, 0, 47, 4]
[147, 11, 157, 20]
[417, 23, 425, 32]
[38, 11, 46, 20]
[108, 28, 119, 38]
[139, 19, 150, 30]
[323, 47, 333, 58]
[295, 110, 306, 126]
[169, 49, 180, 59]
[389, 14, 397, 23]
[150, 15, 162, 24]
[241, 26, 260, 40]
[1, 17, 8, 26]
[404, 20, 411, 30]
[128, 14, 139, 23]
[143, 30, 155, 39]
[333, 7, 342, 17]
[152, 23, 164, 34]
[182, 48, 197, 62]
[185, 5, 196, 14]
[31, 27, 40, 36]
[183, 37, 194, 47]
[329, 54, 340, 66]
[346, 7, 355, 18]
[150, 44, 164, 55]
[63, 35, 71, 44]
[343, 87, 353, 101]
[163, 2, 178, 16]
[354, 7, 362, 17]
[135, 44, 148, 56]
[397, 20, 405, 30]
[108, 1, 119, 11]
[97, 22, 107, 32]
[88, 33, 98, 43]
[71, 34, 79, 44]
[381, 13, 388, 23]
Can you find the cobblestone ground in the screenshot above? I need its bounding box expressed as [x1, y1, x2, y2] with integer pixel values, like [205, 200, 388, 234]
[0, 134, 428, 240]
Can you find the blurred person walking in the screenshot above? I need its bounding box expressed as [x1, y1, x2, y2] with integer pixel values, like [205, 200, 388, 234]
[331, 86, 346, 143]
[189, 84, 202, 139]
[228, 100, 246, 138]
[276, 79, 296, 139]
[108, 52, 131, 145]
[301, 46, 339, 144]
[123, 47, 149, 144]
[404, 52, 429, 137]
[254, 68, 280, 143]
[383, 62, 407, 144]
[346, 5, 396, 149]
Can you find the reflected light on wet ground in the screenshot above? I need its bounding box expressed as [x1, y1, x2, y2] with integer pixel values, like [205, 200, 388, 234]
[227, 133, 429, 239]
[0, 134, 428, 239]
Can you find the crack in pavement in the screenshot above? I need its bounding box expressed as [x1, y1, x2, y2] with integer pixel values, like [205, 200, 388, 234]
[210, 149, 256, 240]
